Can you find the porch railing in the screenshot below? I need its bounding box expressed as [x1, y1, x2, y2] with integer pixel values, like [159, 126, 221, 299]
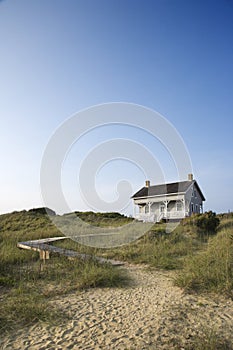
[135, 211, 189, 222]
[135, 214, 156, 222]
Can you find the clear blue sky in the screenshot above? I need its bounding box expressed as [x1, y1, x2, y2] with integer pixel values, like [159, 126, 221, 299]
[0, 0, 232, 215]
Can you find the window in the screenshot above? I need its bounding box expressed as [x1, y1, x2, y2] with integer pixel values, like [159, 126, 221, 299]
[194, 190, 197, 198]
[139, 205, 144, 213]
[160, 204, 165, 213]
[191, 203, 194, 213]
[145, 205, 149, 214]
[176, 202, 183, 211]
[195, 204, 198, 213]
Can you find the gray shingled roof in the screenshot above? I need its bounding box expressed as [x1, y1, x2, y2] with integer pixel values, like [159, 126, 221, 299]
[132, 180, 205, 200]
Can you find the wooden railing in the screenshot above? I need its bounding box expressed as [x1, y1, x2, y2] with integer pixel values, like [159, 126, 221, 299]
[136, 211, 189, 222]
[135, 214, 156, 222]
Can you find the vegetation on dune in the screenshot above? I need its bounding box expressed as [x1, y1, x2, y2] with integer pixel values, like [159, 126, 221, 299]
[0, 209, 130, 333]
[175, 216, 233, 296]
[0, 209, 60, 237]
[97, 228, 201, 270]
[55, 211, 232, 296]
[65, 210, 133, 227]
[0, 255, 129, 333]
[181, 211, 220, 239]
[184, 327, 233, 350]
[0, 208, 233, 335]
[193, 211, 220, 235]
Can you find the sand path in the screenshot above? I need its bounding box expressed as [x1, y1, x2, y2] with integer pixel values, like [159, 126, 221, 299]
[1, 264, 233, 349]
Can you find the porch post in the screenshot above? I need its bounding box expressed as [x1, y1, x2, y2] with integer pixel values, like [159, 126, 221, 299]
[148, 202, 152, 215]
[163, 200, 168, 218]
[182, 198, 185, 218]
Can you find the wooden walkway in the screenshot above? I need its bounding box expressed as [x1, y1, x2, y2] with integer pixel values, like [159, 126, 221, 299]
[17, 237, 124, 266]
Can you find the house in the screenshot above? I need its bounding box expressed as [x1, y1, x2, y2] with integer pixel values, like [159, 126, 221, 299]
[132, 174, 205, 222]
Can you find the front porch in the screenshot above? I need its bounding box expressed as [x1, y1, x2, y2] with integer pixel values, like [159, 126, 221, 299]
[134, 198, 189, 223]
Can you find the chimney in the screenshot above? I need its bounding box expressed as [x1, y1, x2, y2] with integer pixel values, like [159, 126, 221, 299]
[145, 180, 150, 188]
[188, 173, 193, 181]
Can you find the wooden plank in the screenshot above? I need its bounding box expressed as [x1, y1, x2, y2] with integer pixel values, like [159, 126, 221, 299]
[17, 239, 124, 266]
[24, 236, 67, 244]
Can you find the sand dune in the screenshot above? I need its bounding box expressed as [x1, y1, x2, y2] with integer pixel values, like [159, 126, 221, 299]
[1, 265, 233, 349]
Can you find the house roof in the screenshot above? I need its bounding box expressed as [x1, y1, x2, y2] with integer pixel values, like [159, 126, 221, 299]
[132, 180, 205, 201]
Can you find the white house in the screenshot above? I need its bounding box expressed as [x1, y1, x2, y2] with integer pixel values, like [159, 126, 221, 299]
[132, 174, 205, 222]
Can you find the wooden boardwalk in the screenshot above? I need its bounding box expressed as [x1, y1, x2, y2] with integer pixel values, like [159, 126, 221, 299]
[17, 237, 124, 266]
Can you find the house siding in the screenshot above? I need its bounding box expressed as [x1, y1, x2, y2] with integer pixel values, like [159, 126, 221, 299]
[189, 183, 203, 215]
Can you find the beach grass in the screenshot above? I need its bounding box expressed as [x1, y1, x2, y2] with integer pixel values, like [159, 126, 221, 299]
[184, 327, 233, 350]
[0, 210, 130, 333]
[1, 209, 232, 336]
[174, 223, 233, 296]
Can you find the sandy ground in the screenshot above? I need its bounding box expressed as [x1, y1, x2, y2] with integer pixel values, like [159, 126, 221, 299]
[1, 264, 233, 350]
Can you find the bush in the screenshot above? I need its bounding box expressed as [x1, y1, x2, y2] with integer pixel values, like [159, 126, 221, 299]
[193, 211, 220, 237]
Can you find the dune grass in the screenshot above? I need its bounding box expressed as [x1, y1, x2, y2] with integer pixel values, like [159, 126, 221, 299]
[1, 209, 232, 335]
[97, 230, 201, 270]
[53, 220, 202, 270]
[0, 256, 129, 333]
[174, 226, 233, 297]
[184, 327, 233, 350]
[0, 210, 130, 333]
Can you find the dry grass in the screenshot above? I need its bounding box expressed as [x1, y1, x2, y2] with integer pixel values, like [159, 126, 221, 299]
[175, 217, 233, 297]
[1, 209, 233, 337]
[0, 210, 130, 333]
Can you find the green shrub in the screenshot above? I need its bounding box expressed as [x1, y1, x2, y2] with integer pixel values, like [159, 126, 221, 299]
[192, 211, 220, 237]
